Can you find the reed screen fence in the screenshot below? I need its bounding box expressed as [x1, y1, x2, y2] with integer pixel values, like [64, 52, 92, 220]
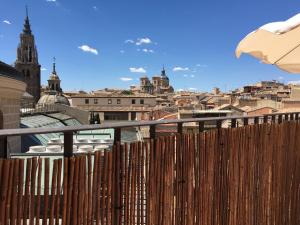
[1, 121, 300, 225]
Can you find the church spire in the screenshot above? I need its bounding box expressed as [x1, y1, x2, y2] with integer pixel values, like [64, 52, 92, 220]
[161, 65, 166, 77]
[52, 57, 57, 75]
[23, 6, 32, 35]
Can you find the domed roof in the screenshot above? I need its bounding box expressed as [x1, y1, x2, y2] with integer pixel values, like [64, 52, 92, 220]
[49, 72, 60, 80]
[38, 93, 70, 106]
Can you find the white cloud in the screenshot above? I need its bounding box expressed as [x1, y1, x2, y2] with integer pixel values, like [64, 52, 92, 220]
[3, 20, 11, 25]
[277, 76, 284, 80]
[120, 50, 125, 54]
[46, 0, 56, 2]
[136, 37, 152, 45]
[190, 74, 195, 78]
[183, 74, 188, 77]
[125, 39, 135, 44]
[78, 45, 98, 55]
[196, 64, 208, 67]
[189, 87, 197, 91]
[129, 67, 146, 73]
[41, 68, 47, 71]
[288, 80, 300, 85]
[177, 89, 184, 92]
[93, 6, 98, 11]
[142, 48, 154, 53]
[173, 67, 189, 72]
[120, 77, 133, 82]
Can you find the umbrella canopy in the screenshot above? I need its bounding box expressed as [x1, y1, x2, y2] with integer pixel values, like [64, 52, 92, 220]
[236, 13, 300, 73]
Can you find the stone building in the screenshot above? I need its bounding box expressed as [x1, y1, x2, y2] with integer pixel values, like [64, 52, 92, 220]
[15, 8, 41, 104]
[0, 61, 26, 153]
[139, 67, 174, 95]
[38, 59, 70, 106]
[70, 90, 156, 122]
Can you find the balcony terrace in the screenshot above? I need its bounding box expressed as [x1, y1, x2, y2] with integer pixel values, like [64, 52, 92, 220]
[0, 112, 299, 225]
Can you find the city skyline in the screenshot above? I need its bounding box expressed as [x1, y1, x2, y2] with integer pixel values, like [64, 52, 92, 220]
[1, 0, 300, 92]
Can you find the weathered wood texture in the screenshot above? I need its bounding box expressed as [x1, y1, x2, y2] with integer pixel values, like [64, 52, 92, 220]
[1, 121, 300, 225]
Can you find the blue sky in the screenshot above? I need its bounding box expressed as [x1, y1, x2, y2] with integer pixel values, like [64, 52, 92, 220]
[1, 0, 300, 92]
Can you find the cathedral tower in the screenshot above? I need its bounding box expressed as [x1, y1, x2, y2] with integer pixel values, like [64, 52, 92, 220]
[15, 7, 41, 104]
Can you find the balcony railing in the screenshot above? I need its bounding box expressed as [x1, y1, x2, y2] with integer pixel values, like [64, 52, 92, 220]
[0, 111, 299, 158]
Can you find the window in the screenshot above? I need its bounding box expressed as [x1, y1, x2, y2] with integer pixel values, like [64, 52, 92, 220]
[132, 99, 136, 104]
[131, 112, 136, 121]
[140, 99, 144, 104]
[85, 99, 89, 104]
[29, 47, 32, 62]
[117, 99, 121, 104]
[94, 99, 98, 104]
[26, 70, 30, 78]
[108, 99, 112, 104]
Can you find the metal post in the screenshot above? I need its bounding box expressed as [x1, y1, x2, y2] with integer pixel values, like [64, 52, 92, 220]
[114, 128, 121, 145]
[296, 113, 299, 121]
[217, 120, 222, 129]
[285, 114, 289, 121]
[199, 121, 204, 132]
[150, 125, 156, 140]
[263, 115, 268, 123]
[64, 132, 73, 157]
[177, 122, 183, 135]
[271, 115, 276, 123]
[278, 115, 283, 124]
[231, 118, 237, 128]
[113, 144, 121, 225]
[254, 117, 259, 124]
[0, 136, 8, 158]
[243, 118, 248, 126]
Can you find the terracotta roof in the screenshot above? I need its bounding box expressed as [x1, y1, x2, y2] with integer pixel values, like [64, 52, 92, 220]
[277, 108, 300, 113]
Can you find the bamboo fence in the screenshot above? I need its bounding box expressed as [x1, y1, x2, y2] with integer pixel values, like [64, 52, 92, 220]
[0, 121, 300, 225]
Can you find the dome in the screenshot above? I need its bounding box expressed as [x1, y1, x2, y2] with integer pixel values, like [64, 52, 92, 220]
[37, 93, 70, 106]
[49, 72, 59, 80]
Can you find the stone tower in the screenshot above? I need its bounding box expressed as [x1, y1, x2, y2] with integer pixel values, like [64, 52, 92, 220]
[160, 66, 169, 87]
[15, 7, 41, 104]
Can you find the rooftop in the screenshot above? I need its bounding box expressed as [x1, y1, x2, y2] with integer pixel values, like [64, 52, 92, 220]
[0, 60, 24, 81]
[72, 92, 156, 98]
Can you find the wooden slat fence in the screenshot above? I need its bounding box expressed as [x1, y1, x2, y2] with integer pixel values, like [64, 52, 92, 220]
[1, 121, 300, 225]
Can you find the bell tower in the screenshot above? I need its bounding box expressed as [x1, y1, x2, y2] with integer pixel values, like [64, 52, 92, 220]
[47, 57, 62, 93]
[15, 6, 41, 104]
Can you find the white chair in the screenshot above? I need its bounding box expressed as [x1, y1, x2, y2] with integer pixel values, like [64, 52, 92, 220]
[78, 145, 93, 153]
[46, 145, 62, 153]
[75, 138, 89, 144]
[62, 145, 78, 152]
[28, 146, 46, 153]
[49, 138, 62, 144]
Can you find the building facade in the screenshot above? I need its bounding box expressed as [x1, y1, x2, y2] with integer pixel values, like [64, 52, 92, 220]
[15, 8, 41, 104]
[70, 91, 156, 122]
[0, 61, 26, 153]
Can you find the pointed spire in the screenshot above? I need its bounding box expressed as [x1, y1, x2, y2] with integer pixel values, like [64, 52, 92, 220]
[161, 65, 166, 77]
[52, 57, 56, 74]
[23, 5, 32, 35]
